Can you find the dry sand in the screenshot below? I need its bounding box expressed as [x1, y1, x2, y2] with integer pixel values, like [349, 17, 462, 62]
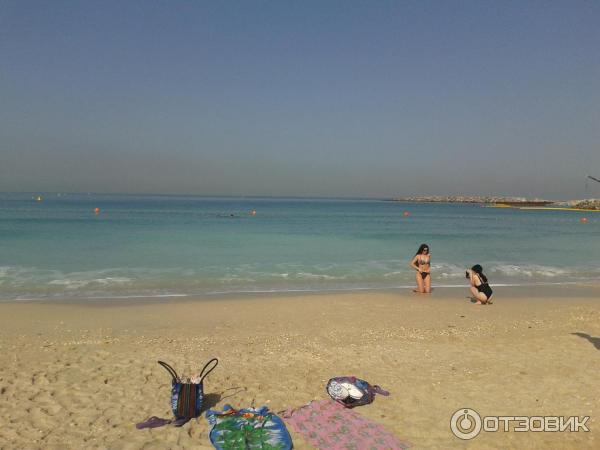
[0, 286, 599, 449]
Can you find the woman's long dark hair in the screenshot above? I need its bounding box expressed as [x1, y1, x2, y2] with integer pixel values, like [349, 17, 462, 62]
[415, 244, 430, 256]
[471, 264, 488, 283]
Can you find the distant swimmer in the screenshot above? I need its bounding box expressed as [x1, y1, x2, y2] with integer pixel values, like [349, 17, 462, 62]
[466, 264, 493, 305]
[94, 207, 101, 215]
[410, 244, 431, 294]
[250, 210, 257, 216]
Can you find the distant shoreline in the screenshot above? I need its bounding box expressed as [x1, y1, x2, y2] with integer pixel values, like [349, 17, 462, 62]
[388, 196, 600, 211]
[3, 192, 600, 209]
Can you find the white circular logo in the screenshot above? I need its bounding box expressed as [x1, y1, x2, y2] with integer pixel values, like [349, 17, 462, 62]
[450, 408, 482, 440]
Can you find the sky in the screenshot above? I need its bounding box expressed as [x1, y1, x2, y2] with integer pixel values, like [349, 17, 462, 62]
[1, 1, 599, 199]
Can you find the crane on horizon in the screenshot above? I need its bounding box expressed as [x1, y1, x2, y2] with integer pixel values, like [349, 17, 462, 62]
[588, 175, 600, 184]
[585, 175, 600, 198]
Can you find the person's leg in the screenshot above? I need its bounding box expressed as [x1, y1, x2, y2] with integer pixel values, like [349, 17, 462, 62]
[414, 271, 424, 293]
[470, 287, 488, 304]
[424, 273, 431, 293]
[469, 286, 479, 299]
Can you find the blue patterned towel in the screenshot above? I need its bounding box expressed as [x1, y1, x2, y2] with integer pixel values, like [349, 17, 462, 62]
[206, 404, 293, 450]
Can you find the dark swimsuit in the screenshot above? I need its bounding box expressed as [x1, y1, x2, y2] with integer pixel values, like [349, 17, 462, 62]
[475, 275, 493, 299]
[417, 256, 430, 279]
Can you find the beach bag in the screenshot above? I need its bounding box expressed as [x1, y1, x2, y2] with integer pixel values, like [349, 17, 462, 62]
[158, 358, 219, 419]
[326, 376, 389, 408]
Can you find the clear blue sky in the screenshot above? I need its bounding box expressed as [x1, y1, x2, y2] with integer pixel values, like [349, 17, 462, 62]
[2, 1, 599, 199]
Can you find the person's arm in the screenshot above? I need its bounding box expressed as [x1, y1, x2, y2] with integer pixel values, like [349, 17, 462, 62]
[410, 256, 420, 272]
[469, 271, 481, 287]
[467, 269, 479, 287]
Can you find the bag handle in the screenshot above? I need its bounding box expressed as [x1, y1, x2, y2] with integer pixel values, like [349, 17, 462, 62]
[198, 358, 219, 384]
[371, 385, 390, 396]
[158, 360, 180, 382]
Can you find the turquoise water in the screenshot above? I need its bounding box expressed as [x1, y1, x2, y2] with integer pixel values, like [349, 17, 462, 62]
[1, 193, 599, 300]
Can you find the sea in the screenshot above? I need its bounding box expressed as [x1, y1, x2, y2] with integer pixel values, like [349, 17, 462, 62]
[1, 193, 599, 301]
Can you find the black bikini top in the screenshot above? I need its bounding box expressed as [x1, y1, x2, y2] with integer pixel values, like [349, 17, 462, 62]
[417, 255, 430, 266]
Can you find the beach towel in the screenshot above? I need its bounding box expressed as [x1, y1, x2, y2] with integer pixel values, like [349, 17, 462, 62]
[206, 404, 293, 450]
[283, 399, 411, 450]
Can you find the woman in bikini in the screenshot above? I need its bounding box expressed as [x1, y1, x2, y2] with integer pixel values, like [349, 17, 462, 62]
[466, 264, 493, 305]
[410, 244, 431, 294]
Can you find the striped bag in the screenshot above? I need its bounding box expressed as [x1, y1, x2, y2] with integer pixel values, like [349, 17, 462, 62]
[158, 358, 219, 420]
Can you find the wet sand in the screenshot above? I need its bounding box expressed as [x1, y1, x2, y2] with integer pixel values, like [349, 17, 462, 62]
[0, 286, 599, 449]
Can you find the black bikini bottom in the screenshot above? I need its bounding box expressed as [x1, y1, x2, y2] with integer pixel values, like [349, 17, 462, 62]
[420, 271, 430, 280]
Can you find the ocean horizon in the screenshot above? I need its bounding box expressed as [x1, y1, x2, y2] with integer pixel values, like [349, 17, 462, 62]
[1, 192, 598, 301]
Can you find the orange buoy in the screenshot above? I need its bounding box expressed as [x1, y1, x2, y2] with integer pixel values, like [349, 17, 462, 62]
[580, 217, 588, 224]
[94, 207, 101, 215]
[403, 211, 411, 217]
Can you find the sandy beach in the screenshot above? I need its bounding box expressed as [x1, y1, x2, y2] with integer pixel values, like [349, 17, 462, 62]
[0, 286, 599, 449]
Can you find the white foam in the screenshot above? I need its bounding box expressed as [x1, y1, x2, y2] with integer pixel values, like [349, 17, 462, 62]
[383, 271, 403, 278]
[491, 264, 570, 278]
[48, 276, 132, 289]
[1, 260, 599, 302]
[296, 272, 347, 280]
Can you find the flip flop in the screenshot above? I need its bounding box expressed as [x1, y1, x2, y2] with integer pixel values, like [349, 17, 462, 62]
[172, 417, 190, 427]
[136, 416, 172, 429]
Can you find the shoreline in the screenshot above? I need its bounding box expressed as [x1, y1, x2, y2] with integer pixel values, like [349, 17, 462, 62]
[2, 280, 600, 304]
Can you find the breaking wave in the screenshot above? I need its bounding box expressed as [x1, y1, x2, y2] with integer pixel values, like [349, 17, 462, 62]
[1, 261, 599, 301]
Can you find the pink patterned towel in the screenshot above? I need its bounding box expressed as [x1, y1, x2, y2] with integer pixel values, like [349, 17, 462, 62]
[283, 399, 411, 450]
